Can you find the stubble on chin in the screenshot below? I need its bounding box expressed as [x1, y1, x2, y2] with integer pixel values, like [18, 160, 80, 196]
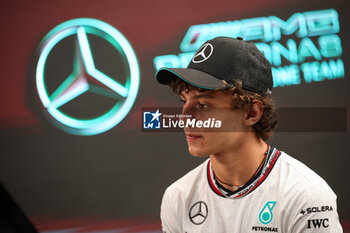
[187, 144, 210, 157]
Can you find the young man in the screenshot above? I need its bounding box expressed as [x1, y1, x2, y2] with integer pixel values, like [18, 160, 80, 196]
[155, 37, 342, 232]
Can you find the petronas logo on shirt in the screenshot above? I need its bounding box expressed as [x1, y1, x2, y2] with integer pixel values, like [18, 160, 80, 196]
[259, 201, 277, 224]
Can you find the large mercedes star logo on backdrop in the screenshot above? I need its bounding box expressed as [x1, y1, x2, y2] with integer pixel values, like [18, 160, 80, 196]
[36, 18, 140, 135]
[189, 201, 208, 225]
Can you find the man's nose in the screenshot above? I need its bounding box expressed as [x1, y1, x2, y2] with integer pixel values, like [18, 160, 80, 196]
[181, 106, 195, 121]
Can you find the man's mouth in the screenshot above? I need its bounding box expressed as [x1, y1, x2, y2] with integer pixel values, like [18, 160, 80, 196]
[185, 133, 202, 141]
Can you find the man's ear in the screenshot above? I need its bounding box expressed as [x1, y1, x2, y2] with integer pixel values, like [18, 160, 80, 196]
[244, 100, 263, 126]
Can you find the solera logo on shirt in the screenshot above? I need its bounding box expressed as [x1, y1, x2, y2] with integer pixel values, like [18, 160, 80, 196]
[300, 205, 334, 215]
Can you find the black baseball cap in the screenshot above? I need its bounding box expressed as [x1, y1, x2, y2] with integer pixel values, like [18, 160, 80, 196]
[155, 37, 273, 95]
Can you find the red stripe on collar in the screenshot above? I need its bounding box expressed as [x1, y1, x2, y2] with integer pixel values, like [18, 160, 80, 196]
[207, 146, 281, 199]
[207, 160, 224, 197]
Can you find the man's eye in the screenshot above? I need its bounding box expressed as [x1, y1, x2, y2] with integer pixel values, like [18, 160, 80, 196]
[179, 99, 186, 104]
[198, 103, 208, 109]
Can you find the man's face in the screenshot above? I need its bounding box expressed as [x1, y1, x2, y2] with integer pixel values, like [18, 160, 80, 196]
[180, 88, 249, 157]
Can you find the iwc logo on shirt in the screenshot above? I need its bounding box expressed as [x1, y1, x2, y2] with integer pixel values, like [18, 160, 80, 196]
[252, 201, 278, 232]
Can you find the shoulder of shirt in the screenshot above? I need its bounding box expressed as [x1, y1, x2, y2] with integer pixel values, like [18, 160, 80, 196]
[163, 159, 209, 197]
[278, 151, 336, 200]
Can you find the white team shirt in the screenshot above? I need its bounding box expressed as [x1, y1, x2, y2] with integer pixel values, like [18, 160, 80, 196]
[161, 146, 343, 233]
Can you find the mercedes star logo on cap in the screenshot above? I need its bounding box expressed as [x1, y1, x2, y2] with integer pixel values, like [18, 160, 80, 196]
[192, 43, 213, 63]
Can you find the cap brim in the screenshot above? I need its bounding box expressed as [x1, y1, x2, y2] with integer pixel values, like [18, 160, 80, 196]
[155, 68, 226, 90]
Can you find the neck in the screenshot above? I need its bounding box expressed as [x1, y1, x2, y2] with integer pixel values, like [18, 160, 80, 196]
[210, 133, 267, 191]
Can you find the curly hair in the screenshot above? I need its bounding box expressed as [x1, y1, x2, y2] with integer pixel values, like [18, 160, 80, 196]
[168, 78, 277, 141]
